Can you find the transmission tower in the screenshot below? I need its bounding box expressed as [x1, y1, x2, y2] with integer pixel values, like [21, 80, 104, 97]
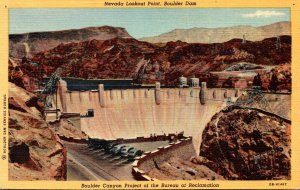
[41, 68, 62, 109]
[242, 34, 246, 44]
[276, 36, 281, 50]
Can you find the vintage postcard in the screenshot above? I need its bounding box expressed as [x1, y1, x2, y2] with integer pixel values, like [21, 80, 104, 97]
[0, 0, 299, 189]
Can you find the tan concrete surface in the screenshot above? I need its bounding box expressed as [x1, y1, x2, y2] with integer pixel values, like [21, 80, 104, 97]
[54, 80, 239, 152]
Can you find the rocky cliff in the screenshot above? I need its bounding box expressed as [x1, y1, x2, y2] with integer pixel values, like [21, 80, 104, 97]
[8, 82, 67, 180]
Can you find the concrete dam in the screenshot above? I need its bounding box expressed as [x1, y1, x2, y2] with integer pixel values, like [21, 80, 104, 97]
[54, 80, 240, 150]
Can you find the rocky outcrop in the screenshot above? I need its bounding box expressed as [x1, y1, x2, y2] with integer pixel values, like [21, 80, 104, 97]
[9, 58, 38, 91]
[8, 83, 66, 180]
[9, 26, 132, 58]
[147, 157, 224, 180]
[9, 111, 66, 180]
[50, 118, 88, 140]
[140, 21, 290, 43]
[199, 107, 291, 180]
[9, 83, 43, 116]
[261, 64, 291, 91]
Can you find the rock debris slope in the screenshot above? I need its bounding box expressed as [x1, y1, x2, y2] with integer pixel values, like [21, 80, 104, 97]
[199, 107, 290, 180]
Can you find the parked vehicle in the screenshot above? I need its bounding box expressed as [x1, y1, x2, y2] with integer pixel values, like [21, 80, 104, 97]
[110, 144, 126, 155]
[127, 148, 144, 160]
[104, 142, 118, 153]
[88, 138, 107, 149]
[120, 146, 134, 157]
[87, 138, 94, 148]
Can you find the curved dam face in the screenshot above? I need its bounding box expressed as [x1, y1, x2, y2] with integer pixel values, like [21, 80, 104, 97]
[55, 80, 239, 150]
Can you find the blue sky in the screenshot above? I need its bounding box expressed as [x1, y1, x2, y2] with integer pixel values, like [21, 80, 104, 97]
[9, 8, 290, 38]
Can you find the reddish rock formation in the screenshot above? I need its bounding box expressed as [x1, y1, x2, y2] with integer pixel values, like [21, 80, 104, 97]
[261, 64, 291, 91]
[9, 58, 38, 91]
[199, 107, 290, 180]
[8, 97, 27, 113]
[24, 35, 290, 88]
[8, 83, 66, 180]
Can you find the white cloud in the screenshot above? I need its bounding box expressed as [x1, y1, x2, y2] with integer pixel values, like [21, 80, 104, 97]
[242, 10, 286, 18]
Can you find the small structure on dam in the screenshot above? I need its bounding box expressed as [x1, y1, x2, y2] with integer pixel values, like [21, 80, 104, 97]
[188, 77, 200, 87]
[178, 76, 188, 87]
[48, 78, 241, 152]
